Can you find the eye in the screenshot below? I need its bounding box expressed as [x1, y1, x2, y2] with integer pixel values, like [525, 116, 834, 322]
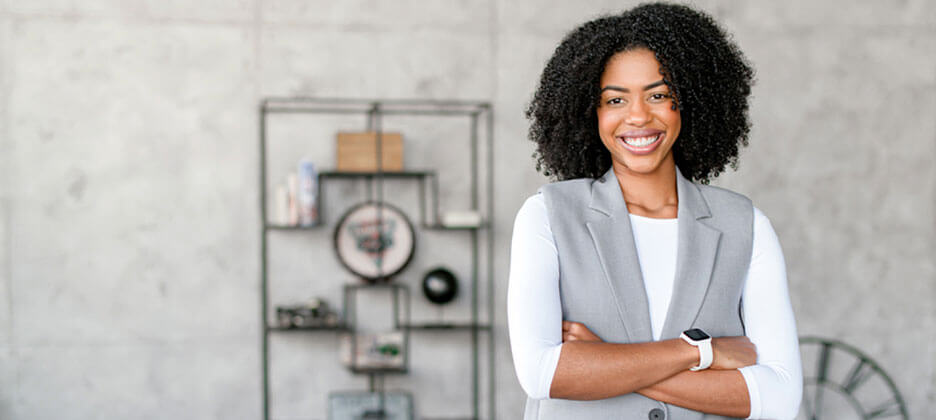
[605, 97, 625, 106]
[648, 93, 670, 103]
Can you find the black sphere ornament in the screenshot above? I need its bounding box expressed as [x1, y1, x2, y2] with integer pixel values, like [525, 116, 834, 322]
[422, 267, 458, 305]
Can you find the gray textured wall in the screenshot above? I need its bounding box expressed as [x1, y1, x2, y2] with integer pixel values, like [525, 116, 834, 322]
[1, 1, 933, 419]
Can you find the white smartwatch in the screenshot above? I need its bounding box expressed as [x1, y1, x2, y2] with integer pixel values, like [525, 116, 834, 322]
[680, 328, 713, 371]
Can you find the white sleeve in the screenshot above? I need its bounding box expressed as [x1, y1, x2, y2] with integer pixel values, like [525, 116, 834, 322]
[507, 193, 563, 400]
[738, 207, 803, 419]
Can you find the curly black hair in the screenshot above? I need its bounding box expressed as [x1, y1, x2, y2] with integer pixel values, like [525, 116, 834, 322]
[526, 2, 754, 184]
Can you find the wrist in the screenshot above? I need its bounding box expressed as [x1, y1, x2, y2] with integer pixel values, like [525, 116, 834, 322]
[680, 329, 713, 371]
[674, 338, 699, 371]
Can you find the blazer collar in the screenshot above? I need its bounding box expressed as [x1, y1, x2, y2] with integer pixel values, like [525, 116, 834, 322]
[588, 165, 711, 221]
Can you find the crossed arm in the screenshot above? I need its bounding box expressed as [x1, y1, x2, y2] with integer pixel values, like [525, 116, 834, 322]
[507, 195, 802, 419]
[554, 322, 755, 417]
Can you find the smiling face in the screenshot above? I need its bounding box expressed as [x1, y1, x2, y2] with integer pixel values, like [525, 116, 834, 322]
[597, 48, 681, 177]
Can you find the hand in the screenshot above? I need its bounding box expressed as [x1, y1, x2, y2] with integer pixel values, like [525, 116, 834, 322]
[709, 336, 757, 370]
[562, 321, 603, 342]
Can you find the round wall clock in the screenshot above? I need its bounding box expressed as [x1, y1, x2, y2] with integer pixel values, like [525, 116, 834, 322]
[334, 202, 416, 282]
[797, 337, 908, 420]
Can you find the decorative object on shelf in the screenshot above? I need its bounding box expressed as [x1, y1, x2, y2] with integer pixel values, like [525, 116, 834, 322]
[334, 202, 415, 282]
[271, 161, 319, 227]
[422, 267, 459, 305]
[275, 298, 340, 328]
[328, 391, 413, 420]
[274, 184, 289, 226]
[297, 159, 319, 226]
[287, 172, 299, 225]
[340, 331, 406, 370]
[439, 210, 483, 228]
[336, 131, 404, 172]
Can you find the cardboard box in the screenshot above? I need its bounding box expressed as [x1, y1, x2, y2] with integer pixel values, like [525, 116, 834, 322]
[336, 131, 404, 172]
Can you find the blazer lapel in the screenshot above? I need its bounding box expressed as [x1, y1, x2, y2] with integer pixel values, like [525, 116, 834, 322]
[585, 168, 653, 343]
[659, 167, 722, 340]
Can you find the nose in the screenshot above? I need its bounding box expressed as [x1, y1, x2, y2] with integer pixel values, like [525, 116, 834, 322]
[625, 100, 651, 126]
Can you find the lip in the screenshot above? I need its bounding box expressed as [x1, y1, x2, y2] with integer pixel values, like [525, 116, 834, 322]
[616, 130, 664, 155]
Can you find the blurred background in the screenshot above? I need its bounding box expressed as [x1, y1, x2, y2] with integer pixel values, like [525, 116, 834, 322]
[0, 0, 933, 419]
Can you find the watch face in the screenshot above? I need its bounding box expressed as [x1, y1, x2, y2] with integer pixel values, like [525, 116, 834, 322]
[684, 329, 710, 341]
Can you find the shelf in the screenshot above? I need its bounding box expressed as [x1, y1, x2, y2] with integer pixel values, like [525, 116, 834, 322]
[421, 223, 486, 231]
[267, 222, 485, 232]
[401, 323, 491, 331]
[265, 223, 323, 231]
[260, 98, 494, 420]
[319, 170, 434, 179]
[344, 282, 408, 291]
[266, 323, 489, 332]
[421, 417, 476, 420]
[267, 324, 348, 332]
[261, 98, 489, 115]
[348, 366, 408, 375]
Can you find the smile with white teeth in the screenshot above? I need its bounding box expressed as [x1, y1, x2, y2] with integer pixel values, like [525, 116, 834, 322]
[622, 134, 661, 147]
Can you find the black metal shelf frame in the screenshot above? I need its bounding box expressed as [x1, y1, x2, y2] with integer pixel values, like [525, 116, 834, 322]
[259, 98, 495, 420]
[268, 325, 349, 332]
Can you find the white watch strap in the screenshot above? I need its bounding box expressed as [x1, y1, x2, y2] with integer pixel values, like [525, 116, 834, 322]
[681, 332, 713, 371]
[692, 338, 713, 371]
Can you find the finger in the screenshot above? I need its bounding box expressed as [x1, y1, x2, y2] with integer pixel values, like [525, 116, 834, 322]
[562, 321, 571, 331]
[573, 326, 592, 337]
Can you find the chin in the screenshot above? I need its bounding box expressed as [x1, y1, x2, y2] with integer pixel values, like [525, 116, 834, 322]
[618, 159, 663, 175]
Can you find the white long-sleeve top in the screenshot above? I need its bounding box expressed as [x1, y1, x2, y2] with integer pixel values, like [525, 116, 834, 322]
[507, 193, 802, 419]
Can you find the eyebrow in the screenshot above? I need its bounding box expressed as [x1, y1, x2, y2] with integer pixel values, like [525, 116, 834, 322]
[600, 80, 666, 94]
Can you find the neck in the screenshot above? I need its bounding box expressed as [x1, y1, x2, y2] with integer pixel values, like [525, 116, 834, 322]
[612, 158, 678, 217]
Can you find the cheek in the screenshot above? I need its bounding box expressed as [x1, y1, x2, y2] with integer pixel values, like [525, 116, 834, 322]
[660, 108, 681, 130]
[595, 114, 616, 151]
[596, 109, 619, 136]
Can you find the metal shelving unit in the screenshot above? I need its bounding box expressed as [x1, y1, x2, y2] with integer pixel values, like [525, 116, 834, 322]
[259, 98, 495, 420]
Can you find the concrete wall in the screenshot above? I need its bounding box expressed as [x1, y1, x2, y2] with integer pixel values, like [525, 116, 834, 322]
[1, 1, 933, 419]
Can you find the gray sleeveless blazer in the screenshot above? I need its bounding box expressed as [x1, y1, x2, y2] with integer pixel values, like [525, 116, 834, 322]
[523, 167, 753, 420]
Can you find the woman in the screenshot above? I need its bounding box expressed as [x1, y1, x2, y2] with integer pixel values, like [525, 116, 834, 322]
[507, 3, 802, 419]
